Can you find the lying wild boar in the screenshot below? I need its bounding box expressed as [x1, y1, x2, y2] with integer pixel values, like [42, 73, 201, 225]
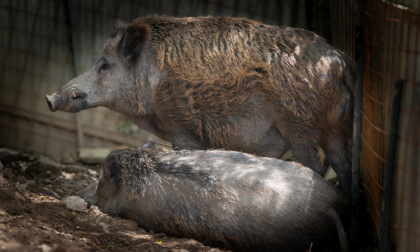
[80, 146, 350, 252]
[46, 16, 355, 200]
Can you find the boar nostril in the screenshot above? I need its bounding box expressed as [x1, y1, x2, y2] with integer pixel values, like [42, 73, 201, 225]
[45, 95, 55, 111]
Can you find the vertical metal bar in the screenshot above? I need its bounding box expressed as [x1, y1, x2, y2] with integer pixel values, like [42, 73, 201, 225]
[63, 0, 77, 80]
[173, 0, 181, 16]
[232, 0, 241, 17]
[14, 1, 41, 108]
[290, 0, 300, 27]
[275, 0, 283, 26]
[1, 0, 20, 84]
[201, 0, 209, 15]
[351, 23, 365, 243]
[378, 80, 404, 252]
[63, 0, 84, 149]
[405, 2, 420, 249]
[305, 0, 312, 30]
[261, 0, 270, 24]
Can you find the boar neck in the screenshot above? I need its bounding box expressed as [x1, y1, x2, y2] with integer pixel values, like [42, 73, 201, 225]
[126, 112, 167, 141]
[113, 57, 168, 141]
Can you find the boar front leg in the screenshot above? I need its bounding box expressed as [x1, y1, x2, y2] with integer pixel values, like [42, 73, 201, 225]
[323, 133, 352, 201]
[166, 128, 205, 151]
[290, 141, 326, 176]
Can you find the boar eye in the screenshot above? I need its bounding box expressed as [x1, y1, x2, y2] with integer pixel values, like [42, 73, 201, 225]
[99, 62, 111, 72]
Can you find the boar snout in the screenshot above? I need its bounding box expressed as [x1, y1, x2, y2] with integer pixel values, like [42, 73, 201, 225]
[45, 94, 57, 112]
[45, 87, 88, 113]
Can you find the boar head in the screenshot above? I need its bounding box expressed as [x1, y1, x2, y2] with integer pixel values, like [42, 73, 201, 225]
[45, 22, 153, 115]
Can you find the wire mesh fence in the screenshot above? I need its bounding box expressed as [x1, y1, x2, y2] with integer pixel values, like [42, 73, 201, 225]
[363, 0, 420, 251]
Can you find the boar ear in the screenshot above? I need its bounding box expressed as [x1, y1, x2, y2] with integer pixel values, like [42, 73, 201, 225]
[119, 23, 151, 63]
[103, 152, 121, 190]
[111, 19, 128, 38]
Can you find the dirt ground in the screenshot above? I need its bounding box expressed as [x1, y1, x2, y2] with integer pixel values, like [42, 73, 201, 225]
[0, 148, 224, 252]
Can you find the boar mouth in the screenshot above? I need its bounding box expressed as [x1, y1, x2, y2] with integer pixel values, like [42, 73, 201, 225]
[62, 89, 88, 112]
[46, 88, 88, 112]
[69, 89, 79, 101]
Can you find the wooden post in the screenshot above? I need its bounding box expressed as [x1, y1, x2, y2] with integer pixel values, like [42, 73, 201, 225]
[63, 0, 83, 149]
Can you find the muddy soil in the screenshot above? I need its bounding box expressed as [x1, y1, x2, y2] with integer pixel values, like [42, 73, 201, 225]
[0, 149, 224, 252]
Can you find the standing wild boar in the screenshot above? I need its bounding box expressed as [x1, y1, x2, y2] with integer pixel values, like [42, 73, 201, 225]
[46, 16, 355, 200]
[80, 146, 350, 252]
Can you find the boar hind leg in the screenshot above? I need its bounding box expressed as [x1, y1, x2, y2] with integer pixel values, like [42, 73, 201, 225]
[323, 133, 352, 201]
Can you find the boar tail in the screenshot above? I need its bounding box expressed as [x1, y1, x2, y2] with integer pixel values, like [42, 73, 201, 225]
[342, 53, 356, 95]
[326, 208, 350, 252]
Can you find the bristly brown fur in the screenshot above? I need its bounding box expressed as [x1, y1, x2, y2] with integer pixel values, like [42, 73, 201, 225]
[127, 16, 354, 135]
[155, 64, 274, 148]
